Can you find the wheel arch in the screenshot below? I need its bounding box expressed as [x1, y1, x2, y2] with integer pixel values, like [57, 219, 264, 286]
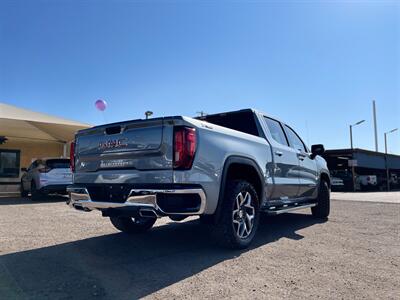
[213, 156, 265, 221]
[320, 171, 331, 188]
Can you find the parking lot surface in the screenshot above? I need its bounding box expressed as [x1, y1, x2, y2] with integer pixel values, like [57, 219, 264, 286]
[331, 191, 400, 203]
[0, 193, 399, 299]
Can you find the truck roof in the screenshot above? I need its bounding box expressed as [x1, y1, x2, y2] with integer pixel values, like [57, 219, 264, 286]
[196, 108, 284, 125]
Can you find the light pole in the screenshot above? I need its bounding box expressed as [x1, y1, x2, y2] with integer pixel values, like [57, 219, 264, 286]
[349, 120, 365, 191]
[384, 128, 398, 191]
[350, 120, 365, 149]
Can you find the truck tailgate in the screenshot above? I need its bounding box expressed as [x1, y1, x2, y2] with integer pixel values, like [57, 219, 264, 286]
[75, 119, 174, 172]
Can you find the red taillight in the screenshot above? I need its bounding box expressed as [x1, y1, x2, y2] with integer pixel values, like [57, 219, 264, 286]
[173, 127, 197, 170]
[70, 141, 75, 172]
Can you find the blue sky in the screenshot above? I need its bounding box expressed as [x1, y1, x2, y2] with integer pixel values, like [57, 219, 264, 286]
[1, 0, 399, 153]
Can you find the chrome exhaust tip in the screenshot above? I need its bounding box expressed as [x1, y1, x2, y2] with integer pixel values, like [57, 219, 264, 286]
[139, 209, 159, 218]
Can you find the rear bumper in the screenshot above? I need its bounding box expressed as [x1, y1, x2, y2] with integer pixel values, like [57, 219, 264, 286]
[67, 185, 206, 217]
[40, 184, 69, 194]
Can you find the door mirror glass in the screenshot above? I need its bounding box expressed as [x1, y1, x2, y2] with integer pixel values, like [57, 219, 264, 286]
[20, 167, 27, 172]
[311, 144, 325, 158]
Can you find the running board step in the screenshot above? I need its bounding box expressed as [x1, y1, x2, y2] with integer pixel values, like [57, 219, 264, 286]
[265, 203, 317, 215]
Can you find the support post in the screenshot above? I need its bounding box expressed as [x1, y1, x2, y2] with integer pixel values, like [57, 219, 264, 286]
[351, 158, 356, 192]
[350, 125, 353, 149]
[373, 100, 378, 152]
[385, 133, 390, 191]
[63, 143, 67, 158]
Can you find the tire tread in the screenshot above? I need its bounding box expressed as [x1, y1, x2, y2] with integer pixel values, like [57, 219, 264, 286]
[110, 216, 156, 234]
[212, 180, 260, 249]
[312, 180, 330, 219]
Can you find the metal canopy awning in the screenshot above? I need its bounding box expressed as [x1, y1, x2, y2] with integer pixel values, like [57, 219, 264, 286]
[324, 148, 400, 170]
[0, 102, 91, 143]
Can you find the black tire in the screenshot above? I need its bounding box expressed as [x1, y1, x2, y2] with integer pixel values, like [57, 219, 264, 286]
[311, 180, 330, 219]
[20, 182, 28, 197]
[213, 180, 260, 249]
[110, 216, 157, 234]
[31, 181, 43, 201]
[199, 215, 214, 225]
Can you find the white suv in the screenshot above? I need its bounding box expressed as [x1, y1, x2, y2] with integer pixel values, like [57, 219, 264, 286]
[21, 158, 72, 200]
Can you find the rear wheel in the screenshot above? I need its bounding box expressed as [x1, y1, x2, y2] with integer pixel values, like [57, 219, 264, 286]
[110, 216, 157, 234]
[31, 181, 43, 201]
[20, 182, 28, 197]
[199, 215, 214, 225]
[311, 180, 330, 219]
[213, 180, 260, 249]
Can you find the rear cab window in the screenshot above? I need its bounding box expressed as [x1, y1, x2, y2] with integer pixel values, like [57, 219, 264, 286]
[197, 110, 261, 137]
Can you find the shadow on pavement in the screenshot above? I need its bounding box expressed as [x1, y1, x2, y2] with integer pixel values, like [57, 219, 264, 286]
[0, 195, 67, 205]
[0, 213, 324, 299]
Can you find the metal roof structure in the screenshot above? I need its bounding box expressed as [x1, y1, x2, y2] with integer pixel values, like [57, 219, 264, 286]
[324, 148, 400, 170]
[0, 102, 91, 143]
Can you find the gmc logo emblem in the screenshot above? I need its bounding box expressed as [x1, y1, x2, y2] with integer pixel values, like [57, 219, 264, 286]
[99, 138, 128, 150]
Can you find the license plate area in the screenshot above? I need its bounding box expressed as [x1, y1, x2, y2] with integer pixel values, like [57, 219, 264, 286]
[87, 185, 132, 203]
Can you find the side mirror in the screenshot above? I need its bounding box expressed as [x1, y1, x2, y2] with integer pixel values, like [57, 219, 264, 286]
[21, 168, 27, 172]
[311, 144, 325, 159]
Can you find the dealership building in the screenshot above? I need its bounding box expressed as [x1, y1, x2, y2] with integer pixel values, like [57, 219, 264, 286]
[0, 103, 90, 195]
[322, 148, 400, 191]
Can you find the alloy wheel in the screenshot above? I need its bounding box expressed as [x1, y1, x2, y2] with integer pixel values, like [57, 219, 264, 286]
[232, 191, 255, 239]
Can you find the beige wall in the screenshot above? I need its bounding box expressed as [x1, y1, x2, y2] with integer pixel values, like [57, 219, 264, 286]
[0, 138, 67, 184]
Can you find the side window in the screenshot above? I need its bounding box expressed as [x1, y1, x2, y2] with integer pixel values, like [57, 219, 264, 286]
[264, 117, 289, 146]
[29, 160, 37, 171]
[284, 125, 307, 152]
[37, 160, 45, 168]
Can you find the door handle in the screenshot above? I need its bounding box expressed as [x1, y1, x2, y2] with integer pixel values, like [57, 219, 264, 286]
[275, 151, 283, 157]
[297, 153, 306, 161]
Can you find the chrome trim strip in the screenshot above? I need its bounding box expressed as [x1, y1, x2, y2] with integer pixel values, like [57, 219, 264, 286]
[267, 203, 317, 215]
[67, 186, 206, 216]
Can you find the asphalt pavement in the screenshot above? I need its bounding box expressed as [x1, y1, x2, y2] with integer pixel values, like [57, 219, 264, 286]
[0, 193, 399, 299]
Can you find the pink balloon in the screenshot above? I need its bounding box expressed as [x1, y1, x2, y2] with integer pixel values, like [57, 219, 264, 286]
[95, 99, 107, 111]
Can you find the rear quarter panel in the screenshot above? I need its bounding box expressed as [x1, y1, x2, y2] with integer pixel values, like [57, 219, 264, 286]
[174, 117, 272, 214]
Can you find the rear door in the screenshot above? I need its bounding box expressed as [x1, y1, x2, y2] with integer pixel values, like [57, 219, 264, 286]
[263, 117, 300, 200]
[44, 159, 72, 185]
[284, 125, 318, 198]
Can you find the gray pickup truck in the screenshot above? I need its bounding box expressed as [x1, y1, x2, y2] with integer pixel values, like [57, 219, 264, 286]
[67, 108, 330, 249]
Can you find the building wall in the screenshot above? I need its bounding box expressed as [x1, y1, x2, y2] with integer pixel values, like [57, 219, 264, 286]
[0, 138, 67, 194]
[323, 149, 400, 191]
